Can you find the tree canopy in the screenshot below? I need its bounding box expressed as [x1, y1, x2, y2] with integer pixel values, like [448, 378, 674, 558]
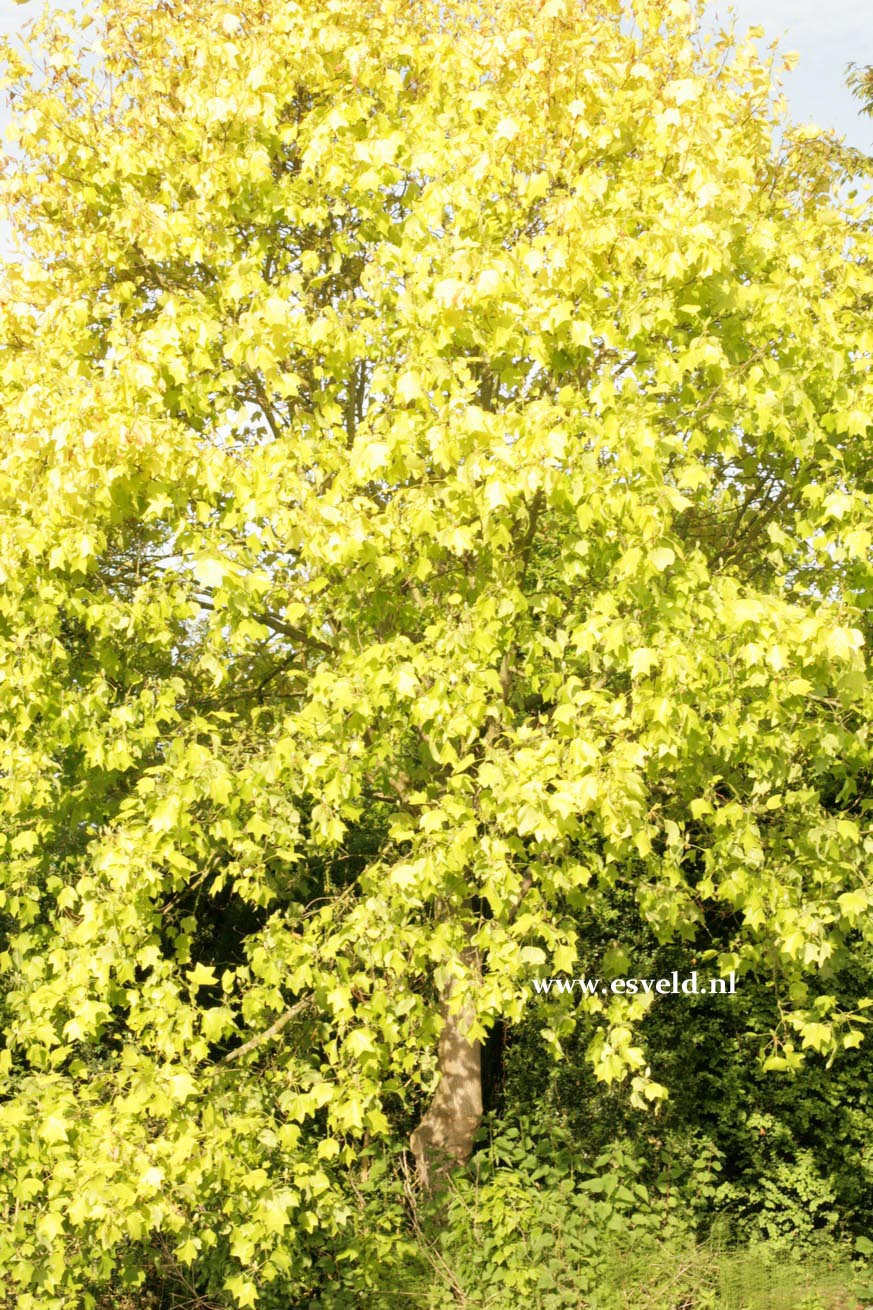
[1, 0, 873, 1305]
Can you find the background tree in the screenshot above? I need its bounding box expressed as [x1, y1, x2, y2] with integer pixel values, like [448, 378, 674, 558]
[1, 0, 873, 1305]
[849, 63, 873, 118]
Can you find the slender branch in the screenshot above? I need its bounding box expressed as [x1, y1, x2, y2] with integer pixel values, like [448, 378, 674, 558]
[519, 488, 544, 577]
[218, 995, 313, 1065]
[193, 593, 333, 653]
[495, 489, 545, 709]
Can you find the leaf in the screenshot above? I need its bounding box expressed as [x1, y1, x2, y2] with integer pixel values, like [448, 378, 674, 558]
[838, 890, 867, 920]
[359, 441, 390, 473]
[201, 1006, 235, 1041]
[169, 1073, 197, 1102]
[346, 1028, 378, 1058]
[396, 372, 423, 403]
[553, 943, 577, 972]
[799, 1022, 832, 1052]
[225, 1275, 259, 1308]
[521, 946, 547, 966]
[193, 556, 227, 589]
[630, 647, 657, 678]
[649, 546, 675, 572]
[825, 627, 864, 660]
[476, 268, 501, 296]
[187, 963, 218, 991]
[39, 1115, 68, 1144]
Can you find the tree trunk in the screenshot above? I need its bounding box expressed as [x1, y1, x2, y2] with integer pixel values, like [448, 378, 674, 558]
[410, 950, 483, 1191]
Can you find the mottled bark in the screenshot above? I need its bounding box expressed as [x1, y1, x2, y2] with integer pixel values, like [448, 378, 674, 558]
[410, 950, 483, 1191]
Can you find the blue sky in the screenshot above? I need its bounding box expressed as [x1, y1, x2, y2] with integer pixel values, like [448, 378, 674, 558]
[719, 0, 873, 149]
[0, 0, 871, 145]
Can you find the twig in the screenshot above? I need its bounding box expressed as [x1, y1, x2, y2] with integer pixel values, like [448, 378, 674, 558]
[400, 1152, 468, 1306]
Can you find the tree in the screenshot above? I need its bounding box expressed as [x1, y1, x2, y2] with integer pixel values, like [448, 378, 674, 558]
[849, 63, 873, 119]
[1, 0, 873, 1303]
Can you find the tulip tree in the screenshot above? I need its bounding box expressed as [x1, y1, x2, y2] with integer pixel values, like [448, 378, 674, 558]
[2, 0, 873, 1303]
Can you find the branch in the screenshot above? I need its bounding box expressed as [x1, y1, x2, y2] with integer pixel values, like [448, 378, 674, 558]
[495, 489, 545, 709]
[194, 593, 333, 653]
[218, 995, 313, 1065]
[519, 488, 544, 576]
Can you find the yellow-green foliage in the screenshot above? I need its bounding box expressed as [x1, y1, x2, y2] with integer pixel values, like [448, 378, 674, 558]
[1, 0, 873, 1304]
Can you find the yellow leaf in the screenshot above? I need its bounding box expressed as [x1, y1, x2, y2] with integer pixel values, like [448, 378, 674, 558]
[193, 556, 226, 589]
[649, 546, 675, 572]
